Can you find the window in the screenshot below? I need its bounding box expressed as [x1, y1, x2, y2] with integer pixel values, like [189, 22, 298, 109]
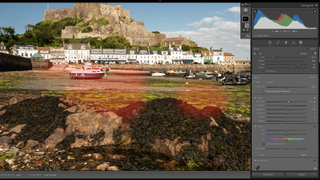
[68, 44, 72, 49]
[81, 45, 86, 49]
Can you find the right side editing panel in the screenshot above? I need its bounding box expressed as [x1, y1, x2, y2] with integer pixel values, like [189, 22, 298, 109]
[251, 2, 319, 179]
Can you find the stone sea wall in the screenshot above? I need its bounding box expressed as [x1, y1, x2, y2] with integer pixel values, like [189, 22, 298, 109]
[0, 53, 32, 71]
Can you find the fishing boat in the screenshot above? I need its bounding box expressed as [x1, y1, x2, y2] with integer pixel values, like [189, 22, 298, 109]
[240, 74, 251, 80]
[184, 70, 213, 79]
[220, 75, 251, 85]
[166, 70, 176, 74]
[151, 72, 166, 76]
[69, 66, 105, 79]
[166, 70, 186, 76]
[175, 70, 187, 75]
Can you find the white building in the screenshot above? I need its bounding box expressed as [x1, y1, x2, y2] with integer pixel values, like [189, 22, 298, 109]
[193, 52, 203, 64]
[91, 47, 127, 64]
[181, 50, 194, 64]
[90, 48, 102, 64]
[64, 43, 90, 64]
[136, 49, 150, 64]
[160, 50, 171, 64]
[149, 50, 162, 64]
[13, 45, 38, 58]
[0, 42, 9, 54]
[169, 45, 183, 64]
[126, 47, 139, 64]
[50, 47, 65, 64]
[211, 47, 224, 64]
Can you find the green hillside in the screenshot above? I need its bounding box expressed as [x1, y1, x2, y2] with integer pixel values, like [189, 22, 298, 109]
[0, 17, 205, 52]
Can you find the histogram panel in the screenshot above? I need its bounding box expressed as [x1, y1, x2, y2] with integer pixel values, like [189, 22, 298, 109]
[252, 8, 318, 38]
[254, 9, 317, 29]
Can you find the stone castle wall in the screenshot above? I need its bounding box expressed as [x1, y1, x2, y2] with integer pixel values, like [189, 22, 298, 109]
[74, 3, 102, 22]
[43, 8, 75, 22]
[161, 36, 198, 47]
[44, 3, 197, 47]
[61, 26, 80, 39]
[131, 20, 144, 27]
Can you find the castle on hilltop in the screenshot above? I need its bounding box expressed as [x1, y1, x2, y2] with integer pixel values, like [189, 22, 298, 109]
[43, 3, 198, 47]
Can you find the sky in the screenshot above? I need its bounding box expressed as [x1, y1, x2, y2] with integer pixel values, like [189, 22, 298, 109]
[0, 3, 250, 60]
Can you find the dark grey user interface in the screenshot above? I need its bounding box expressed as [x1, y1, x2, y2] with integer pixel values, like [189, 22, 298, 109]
[242, 2, 319, 179]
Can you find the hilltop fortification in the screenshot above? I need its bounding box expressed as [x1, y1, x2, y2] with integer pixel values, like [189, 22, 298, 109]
[43, 3, 198, 47]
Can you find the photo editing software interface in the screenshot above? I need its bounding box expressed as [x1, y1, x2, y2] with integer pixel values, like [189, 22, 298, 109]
[0, 1, 319, 179]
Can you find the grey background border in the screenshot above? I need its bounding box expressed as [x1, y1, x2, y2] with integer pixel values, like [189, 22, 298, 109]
[0, 171, 250, 179]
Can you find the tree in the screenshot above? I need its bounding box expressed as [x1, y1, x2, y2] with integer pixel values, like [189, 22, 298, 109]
[82, 26, 93, 33]
[33, 25, 54, 46]
[152, 31, 160, 34]
[102, 35, 130, 48]
[182, 45, 190, 51]
[89, 38, 101, 48]
[24, 24, 34, 32]
[3, 27, 15, 36]
[64, 39, 70, 43]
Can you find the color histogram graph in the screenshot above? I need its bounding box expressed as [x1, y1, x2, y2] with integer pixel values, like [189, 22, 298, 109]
[254, 9, 317, 29]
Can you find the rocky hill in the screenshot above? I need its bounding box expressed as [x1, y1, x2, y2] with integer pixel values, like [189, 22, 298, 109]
[43, 3, 198, 47]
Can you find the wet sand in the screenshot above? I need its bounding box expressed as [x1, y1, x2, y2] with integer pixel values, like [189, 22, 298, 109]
[2, 65, 220, 92]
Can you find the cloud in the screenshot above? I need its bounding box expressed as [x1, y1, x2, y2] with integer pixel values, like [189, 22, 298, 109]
[162, 19, 250, 60]
[186, 16, 223, 28]
[228, 6, 240, 17]
[228, 6, 240, 13]
[216, 6, 240, 17]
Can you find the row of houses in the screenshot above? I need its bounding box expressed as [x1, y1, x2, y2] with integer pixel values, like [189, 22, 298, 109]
[4, 42, 237, 65]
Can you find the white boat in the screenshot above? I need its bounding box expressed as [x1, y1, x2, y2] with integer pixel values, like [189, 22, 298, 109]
[185, 70, 214, 79]
[166, 70, 186, 76]
[70, 66, 105, 79]
[151, 72, 166, 76]
[166, 70, 176, 74]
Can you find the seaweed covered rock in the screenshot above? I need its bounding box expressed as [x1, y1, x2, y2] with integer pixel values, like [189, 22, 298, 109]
[43, 110, 132, 149]
[122, 98, 251, 171]
[114, 101, 145, 120]
[65, 111, 128, 148]
[0, 95, 251, 171]
[0, 95, 133, 150]
[151, 136, 191, 158]
[8, 97, 24, 105]
[0, 96, 72, 146]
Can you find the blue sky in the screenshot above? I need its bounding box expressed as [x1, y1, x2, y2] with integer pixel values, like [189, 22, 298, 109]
[0, 3, 250, 60]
